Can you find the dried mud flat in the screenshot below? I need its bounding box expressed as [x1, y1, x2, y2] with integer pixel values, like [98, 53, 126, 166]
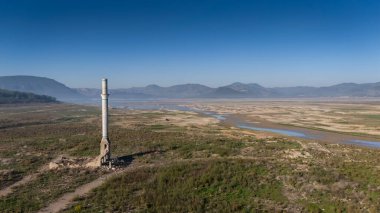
[113, 109, 220, 129]
[187, 100, 380, 137]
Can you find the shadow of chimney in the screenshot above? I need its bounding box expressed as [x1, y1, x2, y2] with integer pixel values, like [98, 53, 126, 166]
[111, 150, 165, 168]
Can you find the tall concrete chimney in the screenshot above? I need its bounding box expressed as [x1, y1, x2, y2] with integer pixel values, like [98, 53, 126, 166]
[99, 78, 111, 165]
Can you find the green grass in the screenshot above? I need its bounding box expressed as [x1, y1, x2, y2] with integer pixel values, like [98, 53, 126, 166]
[65, 160, 287, 213]
[0, 168, 103, 213]
[1, 103, 380, 212]
[360, 114, 380, 120]
[0, 104, 100, 189]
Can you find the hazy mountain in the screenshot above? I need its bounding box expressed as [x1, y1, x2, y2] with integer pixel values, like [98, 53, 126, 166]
[126, 84, 214, 98]
[271, 86, 317, 97]
[75, 88, 153, 99]
[76, 81, 380, 99]
[3, 76, 380, 100]
[273, 82, 380, 98]
[111, 89, 154, 99]
[0, 89, 57, 104]
[316, 83, 380, 97]
[207, 86, 245, 98]
[222, 82, 275, 97]
[165, 84, 214, 97]
[77, 84, 214, 98]
[75, 88, 101, 98]
[0, 76, 83, 101]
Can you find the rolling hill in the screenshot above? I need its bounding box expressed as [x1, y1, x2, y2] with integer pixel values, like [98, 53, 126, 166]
[0, 76, 83, 101]
[0, 89, 57, 104]
[2, 75, 380, 99]
[77, 82, 380, 99]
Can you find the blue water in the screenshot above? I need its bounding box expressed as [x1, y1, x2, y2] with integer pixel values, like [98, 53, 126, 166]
[112, 102, 193, 111]
[125, 104, 192, 111]
[213, 114, 226, 120]
[237, 124, 313, 139]
[202, 112, 226, 120]
[237, 124, 380, 149]
[346, 140, 380, 148]
[194, 111, 312, 138]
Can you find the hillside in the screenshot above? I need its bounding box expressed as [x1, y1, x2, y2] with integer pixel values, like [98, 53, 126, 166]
[0, 89, 57, 104]
[3, 76, 380, 99]
[0, 76, 83, 101]
[273, 82, 380, 98]
[77, 82, 380, 99]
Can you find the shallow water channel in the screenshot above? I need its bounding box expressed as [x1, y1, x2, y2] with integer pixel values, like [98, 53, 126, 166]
[113, 101, 380, 149]
[202, 112, 380, 149]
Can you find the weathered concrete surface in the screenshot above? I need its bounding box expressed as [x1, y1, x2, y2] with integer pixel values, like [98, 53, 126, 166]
[99, 78, 111, 166]
[99, 137, 111, 165]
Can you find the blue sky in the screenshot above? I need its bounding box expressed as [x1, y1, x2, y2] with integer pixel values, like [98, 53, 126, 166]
[0, 0, 379, 88]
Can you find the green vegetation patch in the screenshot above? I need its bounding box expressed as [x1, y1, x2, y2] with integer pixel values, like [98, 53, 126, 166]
[66, 160, 286, 213]
[0, 168, 103, 213]
[0, 104, 100, 187]
[0, 89, 57, 104]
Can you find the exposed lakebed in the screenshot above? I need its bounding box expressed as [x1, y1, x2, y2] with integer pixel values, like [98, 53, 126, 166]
[209, 112, 380, 149]
[112, 101, 380, 149]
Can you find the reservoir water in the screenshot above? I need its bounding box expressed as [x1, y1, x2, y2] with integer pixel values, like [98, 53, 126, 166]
[346, 140, 380, 148]
[237, 124, 311, 139]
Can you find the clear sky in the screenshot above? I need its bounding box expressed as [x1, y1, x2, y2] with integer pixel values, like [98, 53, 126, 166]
[1, 0, 379, 88]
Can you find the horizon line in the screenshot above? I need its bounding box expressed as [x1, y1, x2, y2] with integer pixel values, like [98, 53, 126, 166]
[1, 75, 379, 89]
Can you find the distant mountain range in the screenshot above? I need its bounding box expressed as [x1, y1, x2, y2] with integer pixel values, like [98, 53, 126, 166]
[76, 82, 380, 99]
[1, 76, 380, 101]
[0, 89, 57, 104]
[0, 76, 83, 101]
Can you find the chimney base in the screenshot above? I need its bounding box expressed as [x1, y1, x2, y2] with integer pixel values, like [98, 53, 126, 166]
[99, 137, 111, 166]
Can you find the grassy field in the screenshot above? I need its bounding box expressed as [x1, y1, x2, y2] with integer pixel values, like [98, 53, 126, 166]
[0, 103, 379, 212]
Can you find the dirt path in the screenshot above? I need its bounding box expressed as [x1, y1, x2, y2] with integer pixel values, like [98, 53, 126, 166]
[0, 173, 37, 197]
[38, 156, 272, 213]
[0, 165, 48, 198]
[38, 172, 115, 213]
[37, 163, 156, 213]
